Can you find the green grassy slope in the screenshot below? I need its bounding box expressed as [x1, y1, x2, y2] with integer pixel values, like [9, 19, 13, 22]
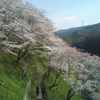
[0, 51, 85, 100]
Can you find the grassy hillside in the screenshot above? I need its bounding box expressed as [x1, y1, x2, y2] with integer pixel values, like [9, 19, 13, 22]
[0, 51, 85, 100]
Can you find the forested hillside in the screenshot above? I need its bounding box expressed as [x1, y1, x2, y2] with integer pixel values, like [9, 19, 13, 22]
[63, 23, 100, 56]
[0, 0, 100, 100]
[55, 26, 85, 37]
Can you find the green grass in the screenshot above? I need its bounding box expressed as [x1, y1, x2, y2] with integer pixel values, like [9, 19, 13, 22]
[0, 70, 25, 100]
[0, 51, 85, 100]
[43, 71, 84, 100]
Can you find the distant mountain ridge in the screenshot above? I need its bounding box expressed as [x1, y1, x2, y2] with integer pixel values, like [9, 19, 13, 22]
[61, 22, 100, 57]
[55, 26, 86, 37]
[55, 23, 100, 37]
[70, 23, 100, 37]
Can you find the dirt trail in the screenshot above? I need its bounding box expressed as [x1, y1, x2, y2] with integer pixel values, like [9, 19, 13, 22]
[23, 79, 31, 100]
[23, 65, 48, 100]
[36, 69, 48, 100]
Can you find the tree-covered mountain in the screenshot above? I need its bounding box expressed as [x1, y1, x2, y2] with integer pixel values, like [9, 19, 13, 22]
[63, 23, 100, 56]
[55, 26, 86, 37]
[70, 23, 100, 37]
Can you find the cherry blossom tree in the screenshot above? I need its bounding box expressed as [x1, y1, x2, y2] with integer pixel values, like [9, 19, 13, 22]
[0, 0, 100, 100]
[43, 40, 100, 100]
[0, 0, 54, 62]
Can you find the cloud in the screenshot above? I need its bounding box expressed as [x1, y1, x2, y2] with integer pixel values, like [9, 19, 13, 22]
[53, 16, 76, 24]
[50, 16, 78, 30]
[61, 16, 76, 21]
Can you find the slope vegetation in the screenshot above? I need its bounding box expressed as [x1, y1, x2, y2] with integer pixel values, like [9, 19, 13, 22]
[0, 51, 84, 100]
[63, 23, 100, 56]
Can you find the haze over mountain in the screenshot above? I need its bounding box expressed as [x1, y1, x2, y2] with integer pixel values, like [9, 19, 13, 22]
[55, 26, 86, 37]
[55, 22, 100, 37]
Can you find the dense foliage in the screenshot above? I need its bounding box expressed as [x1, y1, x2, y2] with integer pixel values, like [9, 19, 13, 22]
[70, 33, 100, 56]
[62, 23, 100, 56]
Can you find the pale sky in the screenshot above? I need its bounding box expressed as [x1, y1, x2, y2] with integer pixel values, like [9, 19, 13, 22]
[23, 0, 100, 30]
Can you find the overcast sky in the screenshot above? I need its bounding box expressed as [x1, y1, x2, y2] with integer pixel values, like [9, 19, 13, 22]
[23, 0, 100, 30]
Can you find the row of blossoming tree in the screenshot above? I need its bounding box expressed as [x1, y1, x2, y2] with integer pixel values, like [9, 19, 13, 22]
[0, 0, 100, 100]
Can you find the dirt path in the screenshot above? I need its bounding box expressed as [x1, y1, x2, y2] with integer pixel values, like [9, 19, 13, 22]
[36, 69, 48, 100]
[23, 79, 31, 100]
[23, 66, 43, 100]
[23, 65, 48, 100]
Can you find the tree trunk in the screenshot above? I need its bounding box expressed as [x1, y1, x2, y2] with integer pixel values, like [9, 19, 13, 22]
[66, 89, 75, 100]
